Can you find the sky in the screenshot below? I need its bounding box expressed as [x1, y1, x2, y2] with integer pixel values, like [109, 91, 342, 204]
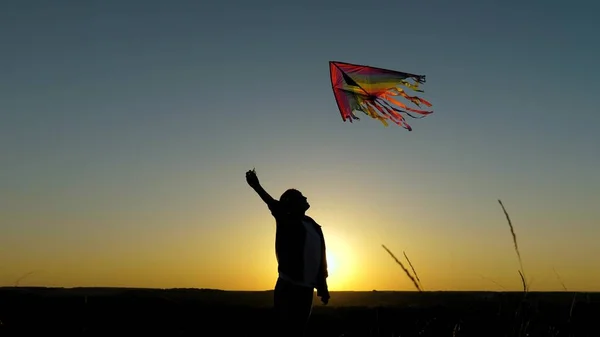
[1, 0, 599, 292]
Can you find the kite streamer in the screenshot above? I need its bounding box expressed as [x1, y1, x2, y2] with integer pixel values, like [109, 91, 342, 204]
[329, 61, 433, 131]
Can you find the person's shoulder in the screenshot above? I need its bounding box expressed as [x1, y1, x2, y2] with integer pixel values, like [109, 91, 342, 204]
[304, 215, 321, 227]
[268, 199, 282, 212]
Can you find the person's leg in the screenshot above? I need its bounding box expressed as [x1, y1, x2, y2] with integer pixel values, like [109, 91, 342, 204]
[273, 278, 314, 337]
[273, 278, 291, 333]
[289, 285, 314, 337]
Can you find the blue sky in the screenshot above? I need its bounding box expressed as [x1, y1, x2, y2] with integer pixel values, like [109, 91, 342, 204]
[1, 0, 599, 290]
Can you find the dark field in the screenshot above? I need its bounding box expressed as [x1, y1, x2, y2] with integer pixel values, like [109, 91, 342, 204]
[1, 287, 598, 336]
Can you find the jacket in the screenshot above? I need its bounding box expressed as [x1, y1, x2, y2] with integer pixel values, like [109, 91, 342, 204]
[268, 200, 328, 292]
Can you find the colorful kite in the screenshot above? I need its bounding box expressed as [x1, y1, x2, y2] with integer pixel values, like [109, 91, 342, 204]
[329, 61, 433, 131]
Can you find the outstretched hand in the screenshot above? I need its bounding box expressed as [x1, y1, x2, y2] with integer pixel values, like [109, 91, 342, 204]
[245, 168, 260, 188]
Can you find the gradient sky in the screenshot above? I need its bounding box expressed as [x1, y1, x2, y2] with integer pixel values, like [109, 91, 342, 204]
[1, 0, 599, 291]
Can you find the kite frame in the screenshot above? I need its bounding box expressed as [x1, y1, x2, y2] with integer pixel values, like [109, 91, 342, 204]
[329, 60, 430, 129]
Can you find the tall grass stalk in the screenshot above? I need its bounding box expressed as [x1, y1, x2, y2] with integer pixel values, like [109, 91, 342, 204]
[403, 251, 423, 290]
[382, 245, 422, 292]
[498, 199, 528, 293]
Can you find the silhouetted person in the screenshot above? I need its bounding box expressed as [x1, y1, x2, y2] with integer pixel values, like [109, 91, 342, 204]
[245, 169, 330, 337]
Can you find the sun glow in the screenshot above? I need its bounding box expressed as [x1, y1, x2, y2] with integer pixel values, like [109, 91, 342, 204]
[326, 250, 340, 275]
[323, 230, 356, 290]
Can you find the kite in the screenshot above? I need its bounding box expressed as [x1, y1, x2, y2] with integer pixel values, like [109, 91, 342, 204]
[329, 61, 433, 131]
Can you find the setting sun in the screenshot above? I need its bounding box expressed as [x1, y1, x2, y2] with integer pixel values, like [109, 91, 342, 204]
[323, 231, 357, 290]
[327, 251, 339, 275]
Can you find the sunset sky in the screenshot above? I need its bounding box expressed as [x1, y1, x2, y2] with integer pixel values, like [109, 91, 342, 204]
[1, 0, 599, 292]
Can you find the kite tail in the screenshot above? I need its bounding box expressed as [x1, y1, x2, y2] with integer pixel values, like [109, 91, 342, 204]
[380, 94, 433, 117]
[400, 77, 426, 92]
[346, 111, 360, 122]
[364, 100, 413, 130]
[389, 87, 432, 107]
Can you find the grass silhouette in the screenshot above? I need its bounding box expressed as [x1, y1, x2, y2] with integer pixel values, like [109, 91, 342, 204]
[376, 199, 596, 337]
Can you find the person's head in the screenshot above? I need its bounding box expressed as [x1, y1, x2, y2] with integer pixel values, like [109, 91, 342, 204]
[280, 188, 310, 215]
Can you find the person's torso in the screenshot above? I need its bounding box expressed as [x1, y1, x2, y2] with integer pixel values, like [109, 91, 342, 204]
[275, 216, 323, 287]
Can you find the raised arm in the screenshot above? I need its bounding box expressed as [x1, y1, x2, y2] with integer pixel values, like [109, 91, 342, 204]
[245, 169, 278, 208]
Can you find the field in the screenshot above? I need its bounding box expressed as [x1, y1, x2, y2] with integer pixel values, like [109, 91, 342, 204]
[1, 287, 598, 336]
